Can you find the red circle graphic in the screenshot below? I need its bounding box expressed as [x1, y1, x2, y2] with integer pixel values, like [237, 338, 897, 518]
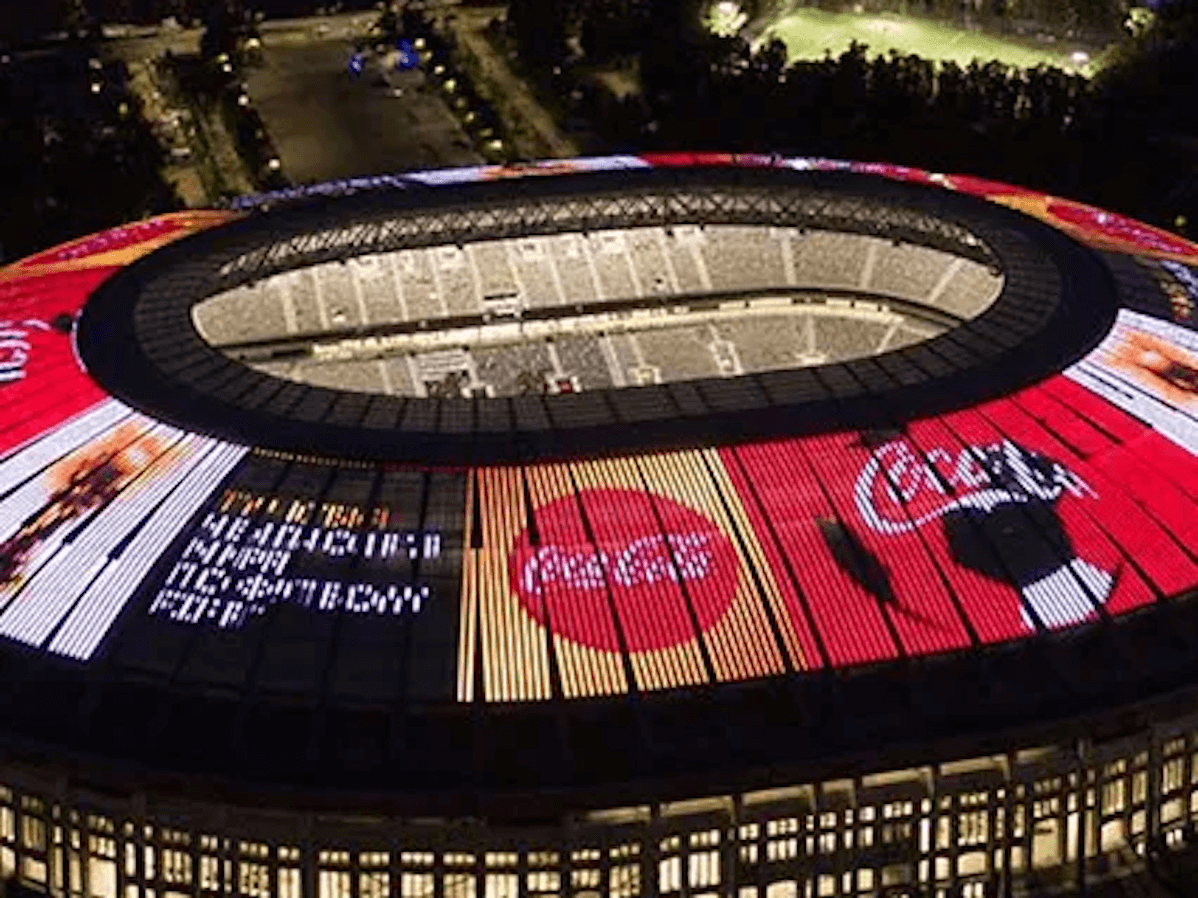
[509, 489, 740, 652]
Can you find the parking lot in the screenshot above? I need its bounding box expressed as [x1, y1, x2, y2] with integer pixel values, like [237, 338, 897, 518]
[245, 38, 481, 185]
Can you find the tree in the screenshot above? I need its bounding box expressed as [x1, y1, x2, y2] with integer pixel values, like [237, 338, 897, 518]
[508, 0, 572, 69]
[1094, 0, 1198, 135]
[200, 0, 249, 61]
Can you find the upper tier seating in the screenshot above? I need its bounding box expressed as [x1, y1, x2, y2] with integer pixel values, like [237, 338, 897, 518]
[867, 242, 956, 304]
[701, 225, 788, 292]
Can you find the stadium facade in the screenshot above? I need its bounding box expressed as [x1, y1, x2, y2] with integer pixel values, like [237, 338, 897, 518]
[0, 154, 1196, 898]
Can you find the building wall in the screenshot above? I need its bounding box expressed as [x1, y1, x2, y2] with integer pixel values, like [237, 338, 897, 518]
[3, 710, 1198, 898]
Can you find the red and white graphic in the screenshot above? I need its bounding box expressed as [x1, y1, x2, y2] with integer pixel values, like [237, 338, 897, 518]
[855, 435, 1111, 631]
[461, 456, 795, 701]
[407, 156, 649, 187]
[0, 272, 111, 458]
[943, 172, 1045, 199]
[510, 489, 739, 653]
[0, 319, 52, 384]
[1044, 199, 1198, 260]
[848, 161, 945, 186]
[853, 438, 1095, 536]
[518, 532, 716, 600]
[0, 210, 239, 277]
[1066, 310, 1198, 455]
[0, 213, 236, 461]
[0, 420, 166, 595]
[974, 193, 1198, 263]
[720, 407, 1191, 661]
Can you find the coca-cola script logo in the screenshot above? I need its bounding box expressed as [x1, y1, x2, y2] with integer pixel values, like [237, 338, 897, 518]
[0, 315, 72, 385]
[853, 437, 1112, 630]
[509, 489, 739, 652]
[854, 438, 1095, 535]
[0, 319, 50, 384]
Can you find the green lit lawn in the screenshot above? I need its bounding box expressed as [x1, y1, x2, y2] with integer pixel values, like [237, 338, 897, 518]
[758, 7, 1109, 73]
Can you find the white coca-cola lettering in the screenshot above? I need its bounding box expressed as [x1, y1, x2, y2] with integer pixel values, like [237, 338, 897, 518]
[520, 532, 714, 598]
[0, 320, 49, 384]
[854, 439, 1095, 535]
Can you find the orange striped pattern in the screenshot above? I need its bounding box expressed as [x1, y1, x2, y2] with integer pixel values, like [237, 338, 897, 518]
[456, 473, 479, 703]
[473, 467, 554, 702]
[635, 450, 787, 681]
[527, 464, 629, 699]
[701, 447, 814, 671]
[570, 456, 710, 693]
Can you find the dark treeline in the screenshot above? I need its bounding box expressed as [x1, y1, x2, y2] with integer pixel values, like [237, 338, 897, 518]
[597, 37, 1098, 158]
[508, 0, 1130, 73]
[504, 0, 1197, 235]
[0, 43, 177, 262]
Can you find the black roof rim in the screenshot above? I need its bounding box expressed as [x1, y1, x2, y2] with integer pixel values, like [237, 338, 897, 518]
[76, 166, 1118, 465]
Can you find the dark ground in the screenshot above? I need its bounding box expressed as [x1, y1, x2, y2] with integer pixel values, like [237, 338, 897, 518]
[245, 39, 481, 185]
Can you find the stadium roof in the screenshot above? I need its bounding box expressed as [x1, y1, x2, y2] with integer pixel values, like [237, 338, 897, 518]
[0, 154, 1195, 820]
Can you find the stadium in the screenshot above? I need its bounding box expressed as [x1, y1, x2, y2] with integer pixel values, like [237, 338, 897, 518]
[0, 153, 1197, 898]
